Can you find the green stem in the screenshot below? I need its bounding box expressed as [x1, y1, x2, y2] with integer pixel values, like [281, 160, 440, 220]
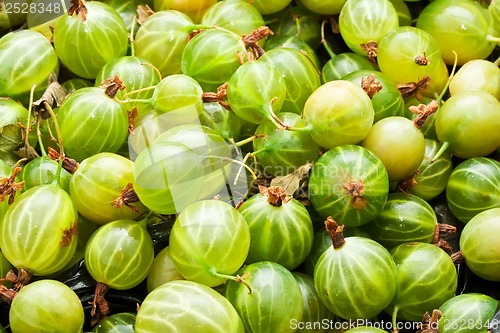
[431, 141, 449, 162]
[486, 35, 500, 43]
[392, 306, 399, 332]
[320, 20, 336, 59]
[288, 124, 313, 133]
[25, 84, 36, 149]
[213, 271, 252, 294]
[209, 155, 257, 182]
[118, 86, 157, 101]
[36, 117, 46, 157]
[494, 56, 500, 67]
[437, 50, 459, 104]
[129, 15, 137, 57]
[44, 102, 64, 187]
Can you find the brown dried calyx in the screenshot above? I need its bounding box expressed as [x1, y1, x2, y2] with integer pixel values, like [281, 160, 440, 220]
[68, 0, 88, 22]
[417, 309, 442, 333]
[325, 216, 346, 249]
[361, 74, 383, 98]
[47, 147, 79, 174]
[99, 76, 126, 98]
[202, 82, 229, 109]
[0, 269, 33, 304]
[433, 224, 457, 255]
[111, 183, 141, 213]
[0, 167, 24, 205]
[33, 72, 67, 119]
[136, 5, 154, 25]
[397, 170, 419, 193]
[397, 75, 431, 101]
[343, 180, 367, 210]
[410, 99, 439, 129]
[360, 41, 378, 63]
[259, 185, 290, 207]
[242, 26, 274, 60]
[90, 282, 110, 327]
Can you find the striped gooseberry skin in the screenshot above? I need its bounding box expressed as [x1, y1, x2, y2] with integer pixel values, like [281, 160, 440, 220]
[321, 53, 378, 83]
[227, 60, 286, 124]
[416, 0, 495, 65]
[407, 139, 453, 201]
[92, 312, 135, 333]
[57, 87, 128, 162]
[303, 81, 374, 149]
[253, 112, 320, 177]
[84, 219, 154, 290]
[304, 227, 370, 276]
[300, 0, 346, 15]
[438, 293, 499, 333]
[435, 91, 500, 159]
[460, 208, 500, 281]
[53, 1, 128, 79]
[169, 200, 250, 287]
[152, 74, 204, 116]
[259, 48, 321, 115]
[146, 246, 184, 292]
[224, 261, 303, 333]
[154, 0, 217, 22]
[250, 0, 292, 15]
[132, 141, 205, 214]
[365, 193, 438, 249]
[339, 0, 399, 55]
[135, 10, 194, 77]
[95, 56, 161, 115]
[238, 189, 314, 270]
[269, 6, 322, 50]
[314, 237, 397, 320]
[199, 102, 242, 141]
[309, 145, 389, 227]
[0, 98, 28, 167]
[446, 157, 500, 223]
[9, 280, 84, 333]
[385, 242, 458, 321]
[201, 0, 265, 38]
[136, 280, 244, 333]
[293, 272, 335, 333]
[377, 26, 448, 97]
[0, 30, 58, 99]
[21, 156, 72, 193]
[181, 28, 248, 92]
[341, 69, 405, 123]
[70, 153, 147, 225]
[153, 124, 232, 201]
[264, 35, 321, 70]
[0, 185, 78, 276]
[491, 0, 500, 28]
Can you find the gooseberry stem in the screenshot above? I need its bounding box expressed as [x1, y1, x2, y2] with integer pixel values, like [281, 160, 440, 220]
[486, 35, 500, 43]
[209, 155, 257, 185]
[118, 85, 157, 101]
[43, 101, 64, 187]
[431, 141, 449, 163]
[320, 20, 336, 59]
[129, 14, 137, 57]
[436, 50, 459, 105]
[233, 134, 267, 147]
[494, 56, 500, 67]
[214, 271, 253, 294]
[392, 306, 399, 333]
[36, 117, 46, 157]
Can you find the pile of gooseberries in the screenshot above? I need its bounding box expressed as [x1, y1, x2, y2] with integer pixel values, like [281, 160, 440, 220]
[0, 0, 499, 332]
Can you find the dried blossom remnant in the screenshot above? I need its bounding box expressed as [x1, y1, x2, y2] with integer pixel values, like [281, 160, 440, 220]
[409, 99, 439, 129]
[0, 167, 24, 205]
[414, 52, 429, 66]
[202, 82, 230, 110]
[242, 26, 274, 60]
[60, 221, 78, 248]
[128, 107, 138, 134]
[417, 309, 442, 333]
[186, 29, 206, 43]
[111, 182, 141, 213]
[99, 76, 126, 98]
[68, 0, 88, 22]
[361, 75, 383, 98]
[259, 185, 291, 207]
[325, 216, 345, 248]
[47, 147, 79, 174]
[90, 282, 110, 327]
[360, 41, 378, 63]
[0, 268, 33, 294]
[397, 170, 419, 193]
[343, 180, 367, 210]
[136, 4, 154, 25]
[397, 75, 431, 100]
